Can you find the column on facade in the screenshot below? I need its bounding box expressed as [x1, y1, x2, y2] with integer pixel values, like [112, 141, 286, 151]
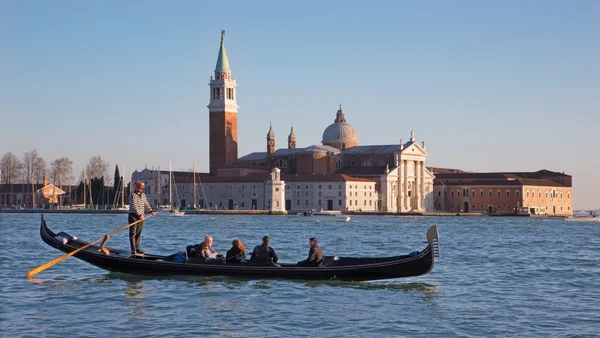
[403, 160, 409, 211]
[415, 160, 422, 210]
[420, 160, 425, 211]
[398, 159, 404, 212]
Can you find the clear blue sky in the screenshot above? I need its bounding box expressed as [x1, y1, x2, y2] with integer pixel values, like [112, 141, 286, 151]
[1, 1, 598, 209]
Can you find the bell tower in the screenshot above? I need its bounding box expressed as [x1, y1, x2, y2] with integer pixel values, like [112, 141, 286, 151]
[208, 30, 239, 175]
[267, 123, 276, 155]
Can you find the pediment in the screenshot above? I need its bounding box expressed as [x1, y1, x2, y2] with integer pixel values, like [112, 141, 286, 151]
[401, 142, 428, 156]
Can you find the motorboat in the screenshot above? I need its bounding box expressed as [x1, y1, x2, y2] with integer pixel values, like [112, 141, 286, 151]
[296, 210, 351, 222]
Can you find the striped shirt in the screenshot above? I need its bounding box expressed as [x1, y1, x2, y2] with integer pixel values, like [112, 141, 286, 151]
[129, 191, 153, 216]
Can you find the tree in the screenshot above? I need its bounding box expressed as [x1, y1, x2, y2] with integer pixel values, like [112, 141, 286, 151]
[86, 156, 110, 180]
[22, 150, 46, 184]
[113, 165, 120, 190]
[50, 157, 73, 188]
[0, 152, 23, 184]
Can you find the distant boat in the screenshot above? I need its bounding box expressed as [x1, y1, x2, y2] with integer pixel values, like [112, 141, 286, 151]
[564, 214, 599, 222]
[295, 210, 351, 222]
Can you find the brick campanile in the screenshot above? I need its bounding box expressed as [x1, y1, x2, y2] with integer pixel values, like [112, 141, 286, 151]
[208, 30, 239, 175]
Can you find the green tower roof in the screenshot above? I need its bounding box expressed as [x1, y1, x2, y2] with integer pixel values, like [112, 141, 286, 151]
[215, 30, 231, 73]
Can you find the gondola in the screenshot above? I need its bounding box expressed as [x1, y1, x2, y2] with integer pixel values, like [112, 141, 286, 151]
[39, 215, 440, 281]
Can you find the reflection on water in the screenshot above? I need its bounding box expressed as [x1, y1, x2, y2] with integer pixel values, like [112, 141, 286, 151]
[124, 280, 145, 300]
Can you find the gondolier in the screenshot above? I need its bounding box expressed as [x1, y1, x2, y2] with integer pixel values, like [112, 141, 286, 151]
[128, 182, 157, 255]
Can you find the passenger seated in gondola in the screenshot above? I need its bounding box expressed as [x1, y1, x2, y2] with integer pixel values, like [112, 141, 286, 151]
[226, 239, 247, 264]
[186, 242, 207, 264]
[296, 237, 324, 267]
[203, 235, 221, 257]
[251, 236, 280, 267]
[200, 239, 225, 263]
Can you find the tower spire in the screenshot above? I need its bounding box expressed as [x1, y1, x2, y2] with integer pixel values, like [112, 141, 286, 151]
[267, 123, 276, 155]
[288, 126, 296, 149]
[215, 30, 231, 73]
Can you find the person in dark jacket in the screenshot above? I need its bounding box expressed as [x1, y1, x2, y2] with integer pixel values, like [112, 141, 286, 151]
[226, 239, 247, 264]
[297, 237, 324, 267]
[251, 236, 280, 266]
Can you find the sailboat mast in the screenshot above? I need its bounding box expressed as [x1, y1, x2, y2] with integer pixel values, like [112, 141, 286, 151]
[193, 160, 197, 209]
[121, 164, 125, 208]
[169, 161, 172, 209]
[83, 167, 87, 207]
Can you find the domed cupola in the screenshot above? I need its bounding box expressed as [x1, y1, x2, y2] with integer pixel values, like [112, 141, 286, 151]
[321, 105, 359, 150]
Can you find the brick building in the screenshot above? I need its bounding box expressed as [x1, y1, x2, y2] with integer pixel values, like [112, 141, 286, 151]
[432, 169, 573, 216]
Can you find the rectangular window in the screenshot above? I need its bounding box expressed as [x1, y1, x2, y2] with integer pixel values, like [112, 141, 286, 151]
[516, 191, 519, 198]
[438, 191, 441, 197]
[349, 200, 352, 206]
[297, 185, 300, 189]
[297, 200, 300, 206]
[472, 190, 475, 197]
[328, 185, 332, 189]
[338, 191, 342, 197]
[451, 191, 454, 197]
[318, 200, 322, 206]
[364, 200, 366, 206]
[305, 191, 309, 197]
[318, 185, 322, 189]
[369, 200, 372, 205]
[506, 191, 510, 198]
[338, 200, 342, 206]
[305, 199, 308, 206]
[480, 190, 483, 197]
[318, 191, 322, 197]
[489, 190, 492, 198]
[497, 191, 501, 198]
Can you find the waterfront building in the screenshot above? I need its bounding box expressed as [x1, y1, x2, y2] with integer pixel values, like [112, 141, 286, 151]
[432, 169, 573, 216]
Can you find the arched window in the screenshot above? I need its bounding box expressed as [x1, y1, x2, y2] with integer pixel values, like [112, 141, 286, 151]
[275, 159, 288, 168]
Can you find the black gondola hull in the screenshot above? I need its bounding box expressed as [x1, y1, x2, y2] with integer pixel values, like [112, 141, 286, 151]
[39, 216, 438, 281]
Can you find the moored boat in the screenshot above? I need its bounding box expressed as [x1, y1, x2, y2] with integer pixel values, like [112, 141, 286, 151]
[564, 215, 600, 222]
[296, 210, 351, 222]
[38, 215, 439, 281]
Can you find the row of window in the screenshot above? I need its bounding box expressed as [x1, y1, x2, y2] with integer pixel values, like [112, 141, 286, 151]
[440, 189, 570, 200]
[274, 159, 389, 170]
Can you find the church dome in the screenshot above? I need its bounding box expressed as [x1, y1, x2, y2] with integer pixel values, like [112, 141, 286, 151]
[321, 105, 359, 150]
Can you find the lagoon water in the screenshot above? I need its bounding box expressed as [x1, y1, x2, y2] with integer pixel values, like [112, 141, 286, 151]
[1, 213, 599, 337]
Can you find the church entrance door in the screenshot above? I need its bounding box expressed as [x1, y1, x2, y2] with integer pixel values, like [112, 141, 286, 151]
[327, 199, 333, 211]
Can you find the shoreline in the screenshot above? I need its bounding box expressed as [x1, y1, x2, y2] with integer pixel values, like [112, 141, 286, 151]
[0, 209, 563, 217]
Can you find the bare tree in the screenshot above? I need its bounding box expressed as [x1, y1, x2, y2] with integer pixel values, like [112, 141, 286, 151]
[22, 150, 47, 184]
[50, 157, 73, 188]
[86, 156, 110, 180]
[0, 152, 23, 184]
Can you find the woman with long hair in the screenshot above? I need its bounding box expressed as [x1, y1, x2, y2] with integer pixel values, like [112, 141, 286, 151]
[226, 239, 247, 264]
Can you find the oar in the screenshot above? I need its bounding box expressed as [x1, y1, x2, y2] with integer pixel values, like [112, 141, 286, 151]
[27, 215, 155, 279]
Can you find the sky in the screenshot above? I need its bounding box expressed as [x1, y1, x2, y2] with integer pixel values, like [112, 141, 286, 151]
[1, 1, 598, 209]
